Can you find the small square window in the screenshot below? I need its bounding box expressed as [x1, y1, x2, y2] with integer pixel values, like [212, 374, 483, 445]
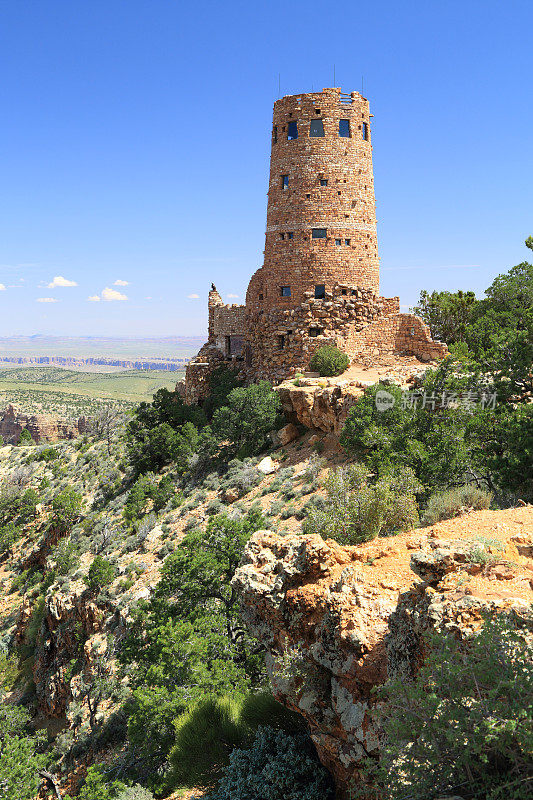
[287, 121, 298, 140]
[362, 122, 368, 140]
[309, 327, 322, 337]
[279, 233, 285, 240]
[341, 289, 347, 295]
[320, 179, 328, 186]
[306, 193, 311, 199]
[351, 289, 357, 295]
[287, 232, 294, 239]
[273, 125, 278, 143]
[310, 119, 324, 137]
[345, 239, 351, 245]
[314, 284, 326, 299]
[281, 174, 289, 189]
[339, 119, 351, 137]
[315, 108, 321, 114]
[335, 239, 341, 246]
[311, 228, 327, 239]
[281, 286, 291, 297]
[258, 293, 263, 301]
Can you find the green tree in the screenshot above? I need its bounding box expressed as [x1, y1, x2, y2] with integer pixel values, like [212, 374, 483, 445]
[51, 486, 83, 533]
[412, 288, 478, 344]
[120, 511, 267, 779]
[368, 613, 533, 800]
[85, 555, 116, 594]
[203, 365, 244, 420]
[212, 382, 281, 457]
[0, 704, 47, 800]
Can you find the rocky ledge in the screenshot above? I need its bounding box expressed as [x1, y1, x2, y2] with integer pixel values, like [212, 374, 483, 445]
[0, 403, 87, 444]
[231, 507, 533, 797]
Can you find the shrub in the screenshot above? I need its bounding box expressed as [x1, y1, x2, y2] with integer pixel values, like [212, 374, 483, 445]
[423, 484, 493, 525]
[303, 464, 421, 544]
[369, 613, 533, 800]
[309, 346, 349, 377]
[51, 538, 80, 576]
[35, 447, 59, 462]
[115, 786, 154, 800]
[208, 726, 334, 800]
[85, 556, 115, 594]
[0, 523, 20, 556]
[18, 428, 34, 445]
[169, 693, 305, 790]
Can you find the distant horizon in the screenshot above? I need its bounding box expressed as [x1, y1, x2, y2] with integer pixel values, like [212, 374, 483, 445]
[1, 1, 531, 337]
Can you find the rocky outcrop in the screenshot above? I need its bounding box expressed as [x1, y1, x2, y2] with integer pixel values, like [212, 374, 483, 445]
[232, 507, 533, 797]
[0, 403, 87, 444]
[276, 380, 364, 432]
[33, 586, 105, 717]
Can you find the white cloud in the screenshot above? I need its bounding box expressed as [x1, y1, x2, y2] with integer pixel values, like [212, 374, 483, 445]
[101, 287, 127, 302]
[36, 297, 58, 303]
[227, 293, 239, 299]
[0, 284, 5, 291]
[187, 293, 200, 300]
[113, 279, 129, 286]
[47, 275, 78, 288]
[87, 295, 101, 302]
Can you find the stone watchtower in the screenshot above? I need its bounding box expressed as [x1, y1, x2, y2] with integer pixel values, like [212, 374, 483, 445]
[185, 88, 447, 401]
[247, 88, 379, 315]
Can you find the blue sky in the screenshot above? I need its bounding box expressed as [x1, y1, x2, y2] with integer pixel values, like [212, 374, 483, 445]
[0, 0, 531, 337]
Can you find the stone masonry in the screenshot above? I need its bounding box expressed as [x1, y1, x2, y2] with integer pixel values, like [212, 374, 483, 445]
[185, 88, 447, 402]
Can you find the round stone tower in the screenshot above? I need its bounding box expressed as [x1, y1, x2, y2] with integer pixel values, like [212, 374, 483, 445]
[246, 87, 379, 314]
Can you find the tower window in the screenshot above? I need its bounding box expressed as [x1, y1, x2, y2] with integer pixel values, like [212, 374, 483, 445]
[314, 285, 326, 299]
[335, 239, 341, 246]
[278, 335, 286, 349]
[281, 174, 289, 189]
[310, 119, 324, 137]
[258, 293, 263, 301]
[311, 228, 327, 239]
[362, 122, 368, 140]
[280, 286, 291, 297]
[320, 179, 328, 186]
[287, 231, 294, 239]
[273, 125, 278, 143]
[339, 119, 351, 137]
[287, 121, 298, 140]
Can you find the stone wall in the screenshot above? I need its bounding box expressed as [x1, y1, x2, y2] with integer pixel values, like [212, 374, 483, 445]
[347, 312, 448, 366]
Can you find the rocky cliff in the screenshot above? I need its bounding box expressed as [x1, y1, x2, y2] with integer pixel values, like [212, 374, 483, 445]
[232, 507, 533, 797]
[0, 403, 87, 443]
